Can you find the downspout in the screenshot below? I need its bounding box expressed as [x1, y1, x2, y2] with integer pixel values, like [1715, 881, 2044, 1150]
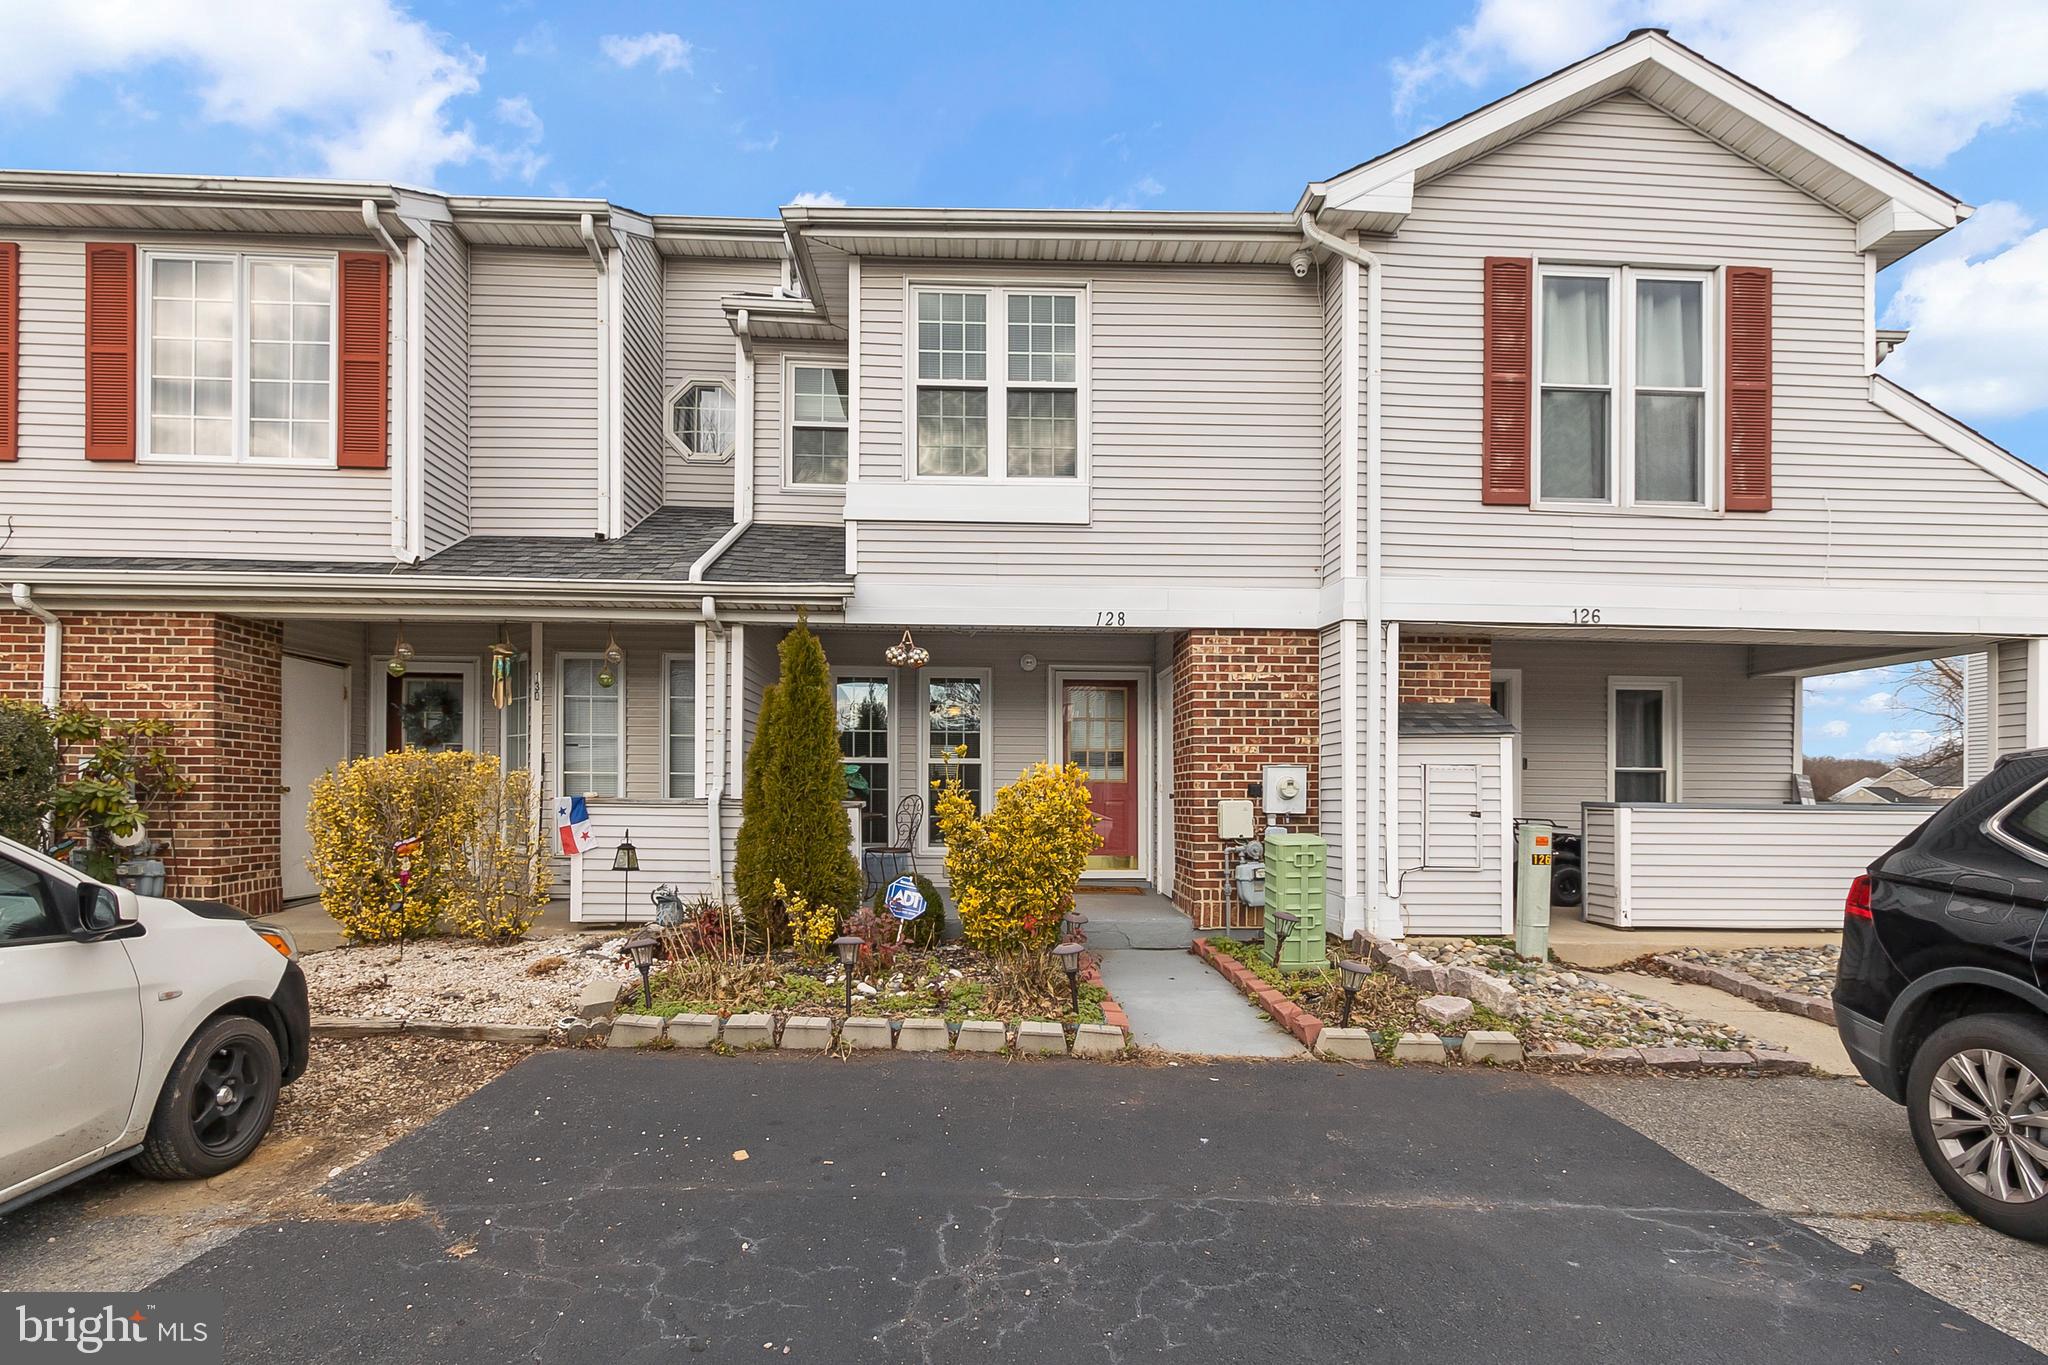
[1297, 209, 1399, 937]
[579, 214, 614, 540]
[701, 595, 729, 893]
[688, 312, 756, 582]
[10, 584, 60, 710]
[363, 201, 412, 561]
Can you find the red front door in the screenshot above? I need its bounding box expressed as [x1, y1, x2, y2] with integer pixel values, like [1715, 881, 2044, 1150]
[1062, 681, 1139, 872]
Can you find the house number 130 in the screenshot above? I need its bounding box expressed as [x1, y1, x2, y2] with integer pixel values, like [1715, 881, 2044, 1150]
[1570, 607, 1603, 625]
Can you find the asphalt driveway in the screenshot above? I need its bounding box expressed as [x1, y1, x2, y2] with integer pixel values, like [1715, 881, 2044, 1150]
[154, 1052, 2041, 1364]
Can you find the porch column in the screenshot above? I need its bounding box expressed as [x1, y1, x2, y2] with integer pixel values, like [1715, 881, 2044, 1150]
[1990, 639, 2048, 759]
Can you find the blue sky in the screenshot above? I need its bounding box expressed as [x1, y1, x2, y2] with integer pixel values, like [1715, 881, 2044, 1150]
[3, 1, 2041, 758]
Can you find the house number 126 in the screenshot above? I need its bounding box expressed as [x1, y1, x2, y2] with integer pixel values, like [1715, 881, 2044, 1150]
[1570, 607, 1602, 625]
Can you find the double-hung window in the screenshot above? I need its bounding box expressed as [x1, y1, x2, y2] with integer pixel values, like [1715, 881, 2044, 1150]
[913, 285, 1083, 481]
[835, 673, 892, 846]
[788, 363, 850, 487]
[1609, 678, 1680, 802]
[664, 653, 696, 798]
[559, 656, 624, 798]
[1537, 266, 1712, 509]
[922, 672, 989, 847]
[142, 251, 336, 464]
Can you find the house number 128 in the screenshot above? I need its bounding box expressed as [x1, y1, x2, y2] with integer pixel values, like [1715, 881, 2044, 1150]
[1570, 607, 1603, 625]
[1095, 611, 1127, 627]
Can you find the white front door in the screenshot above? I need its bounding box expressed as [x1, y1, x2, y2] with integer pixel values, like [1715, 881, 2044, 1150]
[281, 656, 349, 902]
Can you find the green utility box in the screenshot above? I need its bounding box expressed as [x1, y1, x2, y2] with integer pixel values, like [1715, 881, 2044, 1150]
[1261, 830, 1328, 972]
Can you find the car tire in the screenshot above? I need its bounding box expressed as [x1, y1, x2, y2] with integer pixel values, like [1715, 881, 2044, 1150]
[1551, 865, 1583, 907]
[131, 1015, 282, 1181]
[1906, 1012, 2048, 1243]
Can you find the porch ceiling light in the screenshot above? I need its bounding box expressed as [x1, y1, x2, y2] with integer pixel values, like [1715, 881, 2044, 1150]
[1052, 940, 1084, 1015]
[1338, 959, 1370, 1029]
[884, 629, 930, 669]
[625, 928, 659, 1010]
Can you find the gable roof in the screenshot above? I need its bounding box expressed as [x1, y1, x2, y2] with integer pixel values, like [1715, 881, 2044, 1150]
[1302, 28, 1968, 266]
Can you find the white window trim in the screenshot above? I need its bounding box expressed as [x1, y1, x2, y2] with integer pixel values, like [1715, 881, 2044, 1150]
[137, 248, 340, 467]
[783, 356, 851, 492]
[901, 278, 1091, 488]
[663, 375, 737, 464]
[371, 657, 479, 754]
[556, 652, 627, 799]
[833, 667, 896, 846]
[661, 650, 697, 800]
[1607, 675, 1682, 802]
[1531, 262, 1720, 516]
[1488, 667, 1523, 730]
[916, 666, 993, 856]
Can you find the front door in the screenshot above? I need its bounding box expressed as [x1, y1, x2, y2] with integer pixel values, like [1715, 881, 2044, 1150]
[1062, 680, 1139, 873]
[386, 671, 467, 754]
[281, 656, 349, 902]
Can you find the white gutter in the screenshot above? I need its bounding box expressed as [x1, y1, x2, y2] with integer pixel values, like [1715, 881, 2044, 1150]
[363, 200, 413, 561]
[701, 594, 730, 893]
[1297, 208, 1399, 938]
[9, 584, 60, 710]
[689, 312, 756, 582]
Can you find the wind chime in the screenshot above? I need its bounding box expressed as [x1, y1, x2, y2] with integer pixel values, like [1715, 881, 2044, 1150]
[490, 635, 518, 711]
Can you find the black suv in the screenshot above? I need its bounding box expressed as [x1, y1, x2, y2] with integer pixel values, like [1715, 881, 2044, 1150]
[1836, 749, 2048, 1241]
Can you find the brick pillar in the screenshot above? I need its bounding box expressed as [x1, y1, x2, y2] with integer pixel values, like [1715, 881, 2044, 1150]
[0, 611, 284, 914]
[1170, 629, 1319, 929]
[1398, 634, 1493, 703]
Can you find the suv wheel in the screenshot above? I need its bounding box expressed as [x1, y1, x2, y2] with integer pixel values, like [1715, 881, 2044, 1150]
[131, 1015, 282, 1181]
[1906, 1013, 2048, 1242]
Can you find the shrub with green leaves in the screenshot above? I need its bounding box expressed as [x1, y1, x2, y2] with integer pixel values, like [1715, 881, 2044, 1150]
[0, 700, 60, 845]
[871, 873, 947, 949]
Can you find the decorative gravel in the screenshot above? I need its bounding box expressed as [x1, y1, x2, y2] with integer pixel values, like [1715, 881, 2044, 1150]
[304, 935, 633, 1029]
[1662, 945, 1839, 1000]
[1406, 938, 1771, 1052]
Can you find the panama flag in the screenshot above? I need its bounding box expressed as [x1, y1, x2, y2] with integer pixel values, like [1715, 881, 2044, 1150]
[555, 795, 595, 857]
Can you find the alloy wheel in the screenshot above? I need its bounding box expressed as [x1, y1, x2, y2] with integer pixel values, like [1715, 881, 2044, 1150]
[190, 1040, 267, 1157]
[1928, 1048, 2048, 1204]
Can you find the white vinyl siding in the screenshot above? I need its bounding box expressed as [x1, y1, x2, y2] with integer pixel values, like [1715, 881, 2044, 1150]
[663, 254, 780, 507]
[468, 247, 599, 535]
[855, 261, 1323, 587]
[1374, 91, 2048, 589]
[748, 349, 849, 526]
[1, 235, 391, 559]
[419, 222, 472, 554]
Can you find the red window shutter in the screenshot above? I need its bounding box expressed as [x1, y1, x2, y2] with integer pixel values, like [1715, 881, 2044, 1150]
[336, 250, 390, 469]
[83, 242, 136, 462]
[0, 243, 17, 462]
[1724, 265, 1773, 512]
[1480, 256, 1534, 505]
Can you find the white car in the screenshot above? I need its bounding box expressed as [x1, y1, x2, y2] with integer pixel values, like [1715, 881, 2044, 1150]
[0, 834, 309, 1214]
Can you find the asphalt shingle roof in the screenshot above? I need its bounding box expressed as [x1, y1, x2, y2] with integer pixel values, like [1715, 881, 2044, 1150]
[1398, 700, 1518, 736]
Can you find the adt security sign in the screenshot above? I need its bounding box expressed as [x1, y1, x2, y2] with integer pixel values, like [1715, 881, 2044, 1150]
[885, 875, 927, 921]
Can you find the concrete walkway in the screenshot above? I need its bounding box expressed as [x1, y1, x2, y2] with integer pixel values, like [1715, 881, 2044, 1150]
[1078, 889, 1303, 1057]
[1547, 909, 1839, 970]
[1590, 968, 1855, 1076]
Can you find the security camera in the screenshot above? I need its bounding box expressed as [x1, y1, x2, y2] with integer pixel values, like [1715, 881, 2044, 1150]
[1289, 248, 1313, 279]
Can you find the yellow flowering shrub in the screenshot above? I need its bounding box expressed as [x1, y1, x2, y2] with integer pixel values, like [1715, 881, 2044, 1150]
[776, 877, 840, 963]
[306, 750, 551, 942]
[934, 760, 1100, 953]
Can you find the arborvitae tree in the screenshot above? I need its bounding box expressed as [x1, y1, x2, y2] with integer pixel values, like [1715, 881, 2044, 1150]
[733, 614, 861, 947]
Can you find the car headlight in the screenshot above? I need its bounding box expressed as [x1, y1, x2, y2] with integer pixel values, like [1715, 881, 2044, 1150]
[251, 923, 296, 958]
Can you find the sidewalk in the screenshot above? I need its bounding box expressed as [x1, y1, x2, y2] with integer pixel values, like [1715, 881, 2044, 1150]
[1077, 890, 1302, 1057]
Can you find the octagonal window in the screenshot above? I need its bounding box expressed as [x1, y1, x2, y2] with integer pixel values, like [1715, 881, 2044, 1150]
[670, 380, 736, 463]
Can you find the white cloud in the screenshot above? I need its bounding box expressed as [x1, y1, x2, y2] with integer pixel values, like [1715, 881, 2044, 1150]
[0, 0, 531, 185]
[736, 125, 780, 155]
[600, 32, 691, 74]
[1803, 667, 1893, 701]
[1091, 175, 1167, 211]
[1854, 690, 1896, 714]
[1881, 202, 2048, 420]
[1815, 719, 1851, 739]
[785, 191, 846, 208]
[511, 23, 556, 59]
[1393, 1, 2048, 166]
[1865, 729, 1939, 758]
[481, 96, 547, 183]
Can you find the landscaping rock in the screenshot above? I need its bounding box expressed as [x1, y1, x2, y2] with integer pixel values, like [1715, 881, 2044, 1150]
[1587, 1047, 1644, 1068]
[721, 1012, 773, 1049]
[780, 1016, 833, 1050]
[575, 980, 621, 1021]
[413, 1021, 552, 1044]
[1073, 1024, 1125, 1056]
[1443, 964, 1519, 1014]
[839, 1017, 893, 1050]
[1314, 1027, 1378, 1061]
[1015, 1021, 1068, 1055]
[1639, 1046, 1701, 1071]
[1390, 954, 1446, 993]
[666, 1013, 720, 1048]
[1460, 1030, 1523, 1065]
[897, 1018, 950, 1052]
[606, 1014, 665, 1048]
[1418, 995, 1474, 1030]
[1527, 1041, 1587, 1070]
[1392, 1031, 1447, 1064]
[955, 1020, 1008, 1053]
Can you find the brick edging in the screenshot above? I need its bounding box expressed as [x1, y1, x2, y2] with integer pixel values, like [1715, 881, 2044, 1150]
[1651, 955, 1836, 1025]
[1079, 956, 1132, 1036]
[1190, 937, 1322, 1051]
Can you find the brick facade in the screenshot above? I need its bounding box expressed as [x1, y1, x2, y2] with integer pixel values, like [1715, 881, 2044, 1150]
[0, 611, 284, 914]
[1169, 629, 1319, 928]
[1398, 634, 1493, 703]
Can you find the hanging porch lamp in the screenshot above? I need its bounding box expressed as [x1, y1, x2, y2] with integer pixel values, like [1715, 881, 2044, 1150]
[388, 629, 415, 678]
[599, 629, 624, 689]
[884, 629, 930, 669]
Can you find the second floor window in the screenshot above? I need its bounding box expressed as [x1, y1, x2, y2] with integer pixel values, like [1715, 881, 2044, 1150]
[788, 364, 850, 486]
[1537, 266, 1710, 509]
[143, 252, 335, 463]
[913, 286, 1083, 482]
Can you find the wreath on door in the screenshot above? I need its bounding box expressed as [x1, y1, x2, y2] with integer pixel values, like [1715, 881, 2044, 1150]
[401, 689, 462, 749]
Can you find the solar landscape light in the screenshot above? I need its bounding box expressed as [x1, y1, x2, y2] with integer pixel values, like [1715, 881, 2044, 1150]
[1051, 940, 1085, 1015]
[1338, 959, 1371, 1028]
[1061, 910, 1088, 941]
[625, 928, 659, 1011]
[1270, 909, 1300, 969]
[834, 935, 864, 1015]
